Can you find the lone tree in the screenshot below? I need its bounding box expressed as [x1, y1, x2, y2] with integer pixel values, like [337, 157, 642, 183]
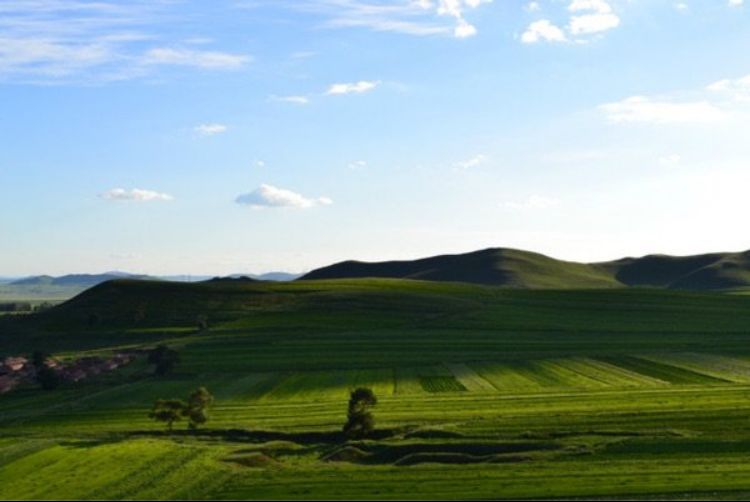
[32, 350, 60, 390]
[147, 345, 179, 376]
[343, 387, 378, 439]
[148, 387, 214, 432]
[149, 399, 186, 431]
[185, 386, 214, 430]
[196, 314, 209, 332]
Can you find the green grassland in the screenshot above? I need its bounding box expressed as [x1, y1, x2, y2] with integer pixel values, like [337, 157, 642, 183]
[4, 279, 750, 499]
[0, 284, 85, 304]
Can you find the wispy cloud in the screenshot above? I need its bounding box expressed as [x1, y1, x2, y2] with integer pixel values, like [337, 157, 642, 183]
[707, 74, 750, 102]
[599, 96, 726, 124]
[235, 184, 333, 209]
[0, 1, 251, 83]
[272, 95, 311, 105]
[100, 188, 174, 202]
[272, 81, 380, 105]
[348, 160, 368, 170]
[503, 195, 559, 210]
[143, 48, 250, 70]
[658, 154, 682, 168]
[600, 74, 750, 125]
[194, 123, 229, 136]
[454, 154, 488, 170]
[286, 0, 492, 39]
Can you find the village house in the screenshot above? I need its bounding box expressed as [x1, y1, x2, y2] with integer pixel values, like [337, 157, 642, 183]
[2, 356, 28, 373]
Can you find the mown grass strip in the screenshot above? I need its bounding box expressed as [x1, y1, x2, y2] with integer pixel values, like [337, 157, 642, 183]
[597, 356, 729, 385]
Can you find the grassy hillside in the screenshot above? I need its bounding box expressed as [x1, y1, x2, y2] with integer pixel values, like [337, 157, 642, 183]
[302, 248, 619, 288]
[302, 247, 750, 291]
[5, 279, 750, 499]
[9, 277, 750, 360]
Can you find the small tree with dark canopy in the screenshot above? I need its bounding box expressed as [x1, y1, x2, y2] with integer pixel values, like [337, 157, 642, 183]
[149, 399, 187, 431]
[196, 314, 209, 332]
[37, 366, 62, 390]
[343, 387, 378, 439]
[31, 350, 48, 368]
[184, 386, 214, 430]
[31, 350, 61, 390]
[147, 345, 179, 377]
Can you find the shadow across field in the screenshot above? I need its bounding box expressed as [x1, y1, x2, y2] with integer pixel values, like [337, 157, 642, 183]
[321, 439, 565, 466]
[119, 427, 405, 446]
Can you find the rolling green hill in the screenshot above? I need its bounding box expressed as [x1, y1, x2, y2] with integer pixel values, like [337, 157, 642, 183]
[5, 279, 750, 499]
[302, 247, 750, 291]
[9, 277, 750, 359]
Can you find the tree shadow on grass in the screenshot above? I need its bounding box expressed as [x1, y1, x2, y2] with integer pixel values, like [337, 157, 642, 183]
[116, 426, 406, 446]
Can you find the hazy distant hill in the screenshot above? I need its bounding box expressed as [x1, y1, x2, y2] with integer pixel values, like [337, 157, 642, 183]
[301, 248, 750, 291]
[232, 272, 302, 281]
[0, 270, 299, 303]
[11, 271, 300, 288]
[11, 272, 154, 288]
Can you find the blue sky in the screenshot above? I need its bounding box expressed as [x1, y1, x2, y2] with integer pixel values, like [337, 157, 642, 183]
[1, 0, 749, 276]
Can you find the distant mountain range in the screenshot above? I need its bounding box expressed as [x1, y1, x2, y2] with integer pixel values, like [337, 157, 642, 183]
[300, 248, 750, 291]
[9, 271, 301, 288]
[10, 273, 154, 287]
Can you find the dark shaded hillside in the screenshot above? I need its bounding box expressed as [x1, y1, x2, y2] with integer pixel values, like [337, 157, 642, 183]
[8, 277, 750, 364]
[302, 248, 750, 291]
[37, 278, 478, 331]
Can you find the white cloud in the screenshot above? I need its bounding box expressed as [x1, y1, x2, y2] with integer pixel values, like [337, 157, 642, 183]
[454, 19, 478, 38]
[568, 0, 612, 14]
[194, 123, 228, 136]
[568, 13, 620, 35]
[142, 48, 250, 70]
[274, 95, 310, 105]
[659, 154, 682, 168]
[729, 0, 743, 7]
[707, 74, 750, 101]
[599, 96, 726, 124]
[101, 188, 174, 202]
[503, 195, 559, 210]
[525, 2, 541, 12]
[521, 19, 567, 43]
[454, 154, 488, 169]
[601, 73, 750, 126]
[326, 80, 380, 95]
[567, 0, 619, 36]
[522, 0, 619, 44]
[348, 160, 368, 170]
[235, 184, 333, 209]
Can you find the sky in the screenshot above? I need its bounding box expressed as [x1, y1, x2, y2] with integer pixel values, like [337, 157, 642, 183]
[1, 0, 750, 276]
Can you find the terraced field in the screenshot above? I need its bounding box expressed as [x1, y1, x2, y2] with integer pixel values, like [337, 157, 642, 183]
[4, 279, 750, 499]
